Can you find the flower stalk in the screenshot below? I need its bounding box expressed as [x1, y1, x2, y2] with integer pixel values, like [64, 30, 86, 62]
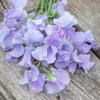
[41, 61, 56, 80]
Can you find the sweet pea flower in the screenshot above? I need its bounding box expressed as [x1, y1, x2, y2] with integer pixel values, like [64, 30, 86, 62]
[6, 0, 27, 19]
[0, 0, 28, 50]
[67, 27, 85, 46]
[31, 45, 57, 64]
[52, 1, 65, 16]
[8, 0, 27, 9]
[45, 68, 70, 94]
[31, 25, 69, 65]
[55, 42, 73, 68]
[69, 50, 95, 74]
[84, 30, 94, 43]
[18, 47, 33, 67]
[53, 12, 77, 29]
[20, 65, 46, 93]
[91, 42, 99, 51]
[67, 27, 94, 54]
[5, 44, 24, 62]
[29, 73, 46, 93]
[44, 25, 67, 49]
[0, 23, 15, 51]
[5, 22, 43, 67]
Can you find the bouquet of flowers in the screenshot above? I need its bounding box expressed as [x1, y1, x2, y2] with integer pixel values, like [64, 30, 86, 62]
[0, 0, 98, 94]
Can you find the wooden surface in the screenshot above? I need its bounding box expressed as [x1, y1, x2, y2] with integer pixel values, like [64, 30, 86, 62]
[0, 0, 100, 100]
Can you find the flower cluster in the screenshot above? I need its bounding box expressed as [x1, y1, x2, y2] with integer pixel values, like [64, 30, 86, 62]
[0, 0, 98, 94]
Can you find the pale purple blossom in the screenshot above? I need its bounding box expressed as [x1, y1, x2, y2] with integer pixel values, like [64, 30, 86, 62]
[52, 1, 65, 16]
[67, 27, 96, 54]
[0, 24, 15, 51]
[8, 0, 27, 9]
[20, 65, 46, 93]
[31, 45, 57, 64]
[29, 73, 46, 93]
[5, 45, 24, 62]
[72, 50, 95, 73]
[55, 42, 73, 68]
[53, 12, 77, 28]
[45, 68, 70, 94]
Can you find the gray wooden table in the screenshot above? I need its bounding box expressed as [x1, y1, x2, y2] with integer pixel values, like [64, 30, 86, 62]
[0, 0, 100, 100]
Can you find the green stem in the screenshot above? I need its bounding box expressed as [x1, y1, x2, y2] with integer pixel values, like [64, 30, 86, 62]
[46, 18, 50, 25]
[32, 44, 37, 47]
[41, 61, 56, 80]
[53, 0, 56, 4]
[19, 19, 27, 27]
[46, 0, 49, 8]
[14, 26, 18, 31]
[35, 0, 41, 13]
[31, 0, 44, 19]
[45, 0, 47, 12]
[36, 62, 41, 68]
[16, 0, 56, 29]
[41, 61, 48, 73]
[47, 0, 52, 15]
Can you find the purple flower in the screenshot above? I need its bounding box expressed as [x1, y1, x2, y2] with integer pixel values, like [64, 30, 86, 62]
[0, 24, 10, 42]
[67, 27, 85, 46]
[84, 30, 99, 51]
[20, 66, 46, 93]
[4, 0, 27, 21]
[71, 50, 94, 73]
[5, 23, 44, 67]
[4, 9, 27, 20]
[19, 70, 31, 85]
[31, 45, 57, 64]
[67, 27, 97, 54]
[5, 45, 24, 62]
[52, 0, 67, 16]
[52, 1, 65, 16]
[3, 0, 27, 30]
[44, 25, 67, 49]
[0, 0, 28, 50]
[24, 29, 43, 44]
[53, 12, 77, 28]
[18, 47, 32, 67]
[29, 73, 46, 93]
[45, 68, 70, 94]
[20, 65, 39, 85]
[8, 0, 27, 9]
[84, 30, 94, 43]
[55, 42, 73, 68]
[32, 14, 47, 26]
[75, 43, 92, 54]
[91, 42, 99, 51]
[68, 63, 77, 74]
[31, 66, 39, 81]
[0, 23, 15, 51]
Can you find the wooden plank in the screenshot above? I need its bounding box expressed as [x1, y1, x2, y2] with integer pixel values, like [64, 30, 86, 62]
[25, 0, 39, 12]
[66, 0, 100, 58]
[0, 0, 10, 21]
[0, 0, 100, 100]
[0, 2, 4, 21]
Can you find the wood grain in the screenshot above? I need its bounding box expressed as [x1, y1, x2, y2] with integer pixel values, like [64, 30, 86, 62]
[0, 0, 100, 100]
